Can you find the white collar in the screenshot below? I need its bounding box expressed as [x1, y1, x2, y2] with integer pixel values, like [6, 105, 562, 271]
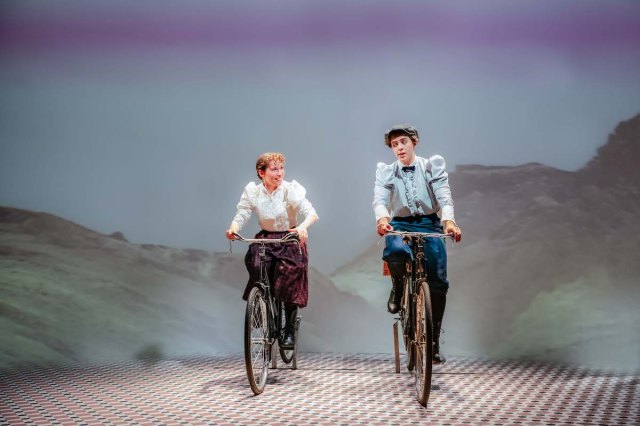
[259, 181, 285, 196]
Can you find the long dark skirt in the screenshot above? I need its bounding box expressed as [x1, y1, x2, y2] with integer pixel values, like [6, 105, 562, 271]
[242, 230, 309, 308]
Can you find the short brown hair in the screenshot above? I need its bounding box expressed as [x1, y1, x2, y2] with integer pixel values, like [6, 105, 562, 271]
[384, 124, 420, 147]
[385, 131, 419, 148]
[256, 152, 286, 180]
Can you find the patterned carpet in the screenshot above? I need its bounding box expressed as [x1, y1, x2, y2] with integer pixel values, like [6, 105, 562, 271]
[1, 353, 638, 425]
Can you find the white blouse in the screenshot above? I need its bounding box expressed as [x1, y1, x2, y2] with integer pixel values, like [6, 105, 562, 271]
[231, 180, 318, 232]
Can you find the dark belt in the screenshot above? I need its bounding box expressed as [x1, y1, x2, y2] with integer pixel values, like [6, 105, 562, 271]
[392, 213, 439, 223]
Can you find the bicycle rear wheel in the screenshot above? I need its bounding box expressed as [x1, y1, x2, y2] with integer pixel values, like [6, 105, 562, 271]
[244, 287, 270, 395]
[414, 279, 433, 406]
[291, 316, 300, 370]
[279, 304, 294, 365]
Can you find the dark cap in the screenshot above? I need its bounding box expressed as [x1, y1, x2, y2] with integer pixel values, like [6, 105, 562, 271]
[384, 124, 419, 145]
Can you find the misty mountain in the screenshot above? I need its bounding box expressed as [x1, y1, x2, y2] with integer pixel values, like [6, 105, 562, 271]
[332, 114, 640, 371]
[0, 207, 388, 368]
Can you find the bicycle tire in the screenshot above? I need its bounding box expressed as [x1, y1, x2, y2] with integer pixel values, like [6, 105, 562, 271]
[244, 287, 270, 395]
[400, 275, 415, 371]
[414, 279, 434, 407]
[292, 316, 300, 370]
[279, 304, 295, 365]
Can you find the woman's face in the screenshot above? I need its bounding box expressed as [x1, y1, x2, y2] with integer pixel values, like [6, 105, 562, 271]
[390, 135, 416, 165]
[259, 160, 285, 190]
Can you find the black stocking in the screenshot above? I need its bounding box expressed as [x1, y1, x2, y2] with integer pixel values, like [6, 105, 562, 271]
[431, 291, 447, 328]
[284, 302, 298, 328]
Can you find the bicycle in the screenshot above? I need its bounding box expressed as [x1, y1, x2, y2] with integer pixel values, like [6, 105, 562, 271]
[230, 233, 302, 395]
[382, 230, 453, 407]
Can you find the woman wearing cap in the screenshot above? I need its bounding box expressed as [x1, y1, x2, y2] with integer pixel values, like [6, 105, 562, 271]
[373, 124, 462, 364]
[226, 152, 319, 348]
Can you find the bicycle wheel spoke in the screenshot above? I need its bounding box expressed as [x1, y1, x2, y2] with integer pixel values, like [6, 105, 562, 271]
[401, 275, 414, 371]
[415, 295, 424, 389]
[244, 288, 270, 395]
[413, 280, 433, 406]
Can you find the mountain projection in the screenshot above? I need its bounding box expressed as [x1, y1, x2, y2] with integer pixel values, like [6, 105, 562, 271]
[0, 207, 387, 368]
[332, 114, 640, 372]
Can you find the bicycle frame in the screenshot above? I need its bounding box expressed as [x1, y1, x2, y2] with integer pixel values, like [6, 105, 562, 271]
[403, 235, 426, 345]
[233, 233, 301, 348]
[406, 233, 428, 297]
[384, 231, 450, 346]
[254, 242, 281, 346]
[383, 230, 452, 406]
[233, 232, 302, 395]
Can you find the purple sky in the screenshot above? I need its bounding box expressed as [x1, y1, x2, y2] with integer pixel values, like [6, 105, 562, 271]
[2, 2, 640, 55]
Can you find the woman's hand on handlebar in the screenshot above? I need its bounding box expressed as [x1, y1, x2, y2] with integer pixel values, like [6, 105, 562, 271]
[376, 218, 394, 236]
[443, 220, 462, 242]
[288, 226, 308, 243]
[225, 223, 239, 240]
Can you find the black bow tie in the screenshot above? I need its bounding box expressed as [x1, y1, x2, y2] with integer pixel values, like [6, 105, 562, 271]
[402, 166, 415, 172]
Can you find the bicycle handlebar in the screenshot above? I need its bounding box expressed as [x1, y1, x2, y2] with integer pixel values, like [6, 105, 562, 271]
[230, 232, 300, 244]
[384, 230, 454, 239]
[228, 232, 302, 254]
[377, 230, 454, 245]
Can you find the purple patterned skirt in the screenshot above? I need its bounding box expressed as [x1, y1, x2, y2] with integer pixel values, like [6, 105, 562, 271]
[242, 230, 309, 308]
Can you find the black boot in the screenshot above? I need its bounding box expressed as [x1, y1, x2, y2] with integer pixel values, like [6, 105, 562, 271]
[431, 291, 447, 364]
[433, 322, 446, 364]
[387, 276, 404, 314]
[280, 304, 297, 349]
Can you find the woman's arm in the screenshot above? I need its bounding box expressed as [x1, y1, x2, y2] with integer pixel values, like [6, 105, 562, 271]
[225, 183, 255, 239]
[287, 180, 318, 243]
[429, 156, 462, 242]
[293, 206, 318, 242]
[373, 162, 393, 235]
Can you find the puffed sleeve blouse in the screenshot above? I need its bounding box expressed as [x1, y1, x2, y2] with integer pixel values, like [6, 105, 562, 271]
[372, 154, 455, 223]
[231, 180, 318, 232]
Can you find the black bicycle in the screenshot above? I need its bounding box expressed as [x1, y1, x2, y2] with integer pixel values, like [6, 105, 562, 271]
[385, 230, 452, 407]
[231, 233, 302, 395]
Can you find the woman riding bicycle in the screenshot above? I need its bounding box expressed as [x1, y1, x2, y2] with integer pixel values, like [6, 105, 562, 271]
[226, 152, 319, 349]
[373, 124, 462, 364]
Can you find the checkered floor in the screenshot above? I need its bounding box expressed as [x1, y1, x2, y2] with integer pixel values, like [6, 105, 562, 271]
[1, 353, 638, 425]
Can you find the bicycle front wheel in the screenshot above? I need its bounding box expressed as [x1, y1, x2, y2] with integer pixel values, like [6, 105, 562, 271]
[414, 279, 434, 406]
[400, 275, 414, 371]
[244, 287, 270, 395]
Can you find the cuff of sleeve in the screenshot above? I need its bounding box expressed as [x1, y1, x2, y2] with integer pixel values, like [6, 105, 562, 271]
[441, 205, 455, 224]
[374, 205, 391, 222]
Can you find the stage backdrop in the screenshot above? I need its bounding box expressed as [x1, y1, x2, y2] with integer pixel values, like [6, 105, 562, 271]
[1, 0, 639, 371]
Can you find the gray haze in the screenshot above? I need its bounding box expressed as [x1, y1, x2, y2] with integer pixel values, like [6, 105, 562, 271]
[2, 1, 640, 273]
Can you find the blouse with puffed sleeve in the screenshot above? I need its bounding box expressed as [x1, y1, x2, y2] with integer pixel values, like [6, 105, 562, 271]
[232, 180, 318, 232]
[372, 155, 455, 223]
